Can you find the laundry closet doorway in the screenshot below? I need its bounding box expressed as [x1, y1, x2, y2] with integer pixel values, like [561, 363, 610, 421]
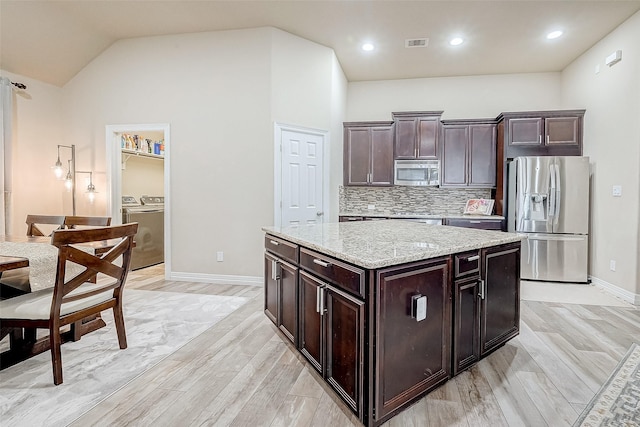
[105, 123, 171, 277]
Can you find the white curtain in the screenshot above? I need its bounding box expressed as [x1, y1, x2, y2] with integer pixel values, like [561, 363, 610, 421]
[0, 77, 13, 235]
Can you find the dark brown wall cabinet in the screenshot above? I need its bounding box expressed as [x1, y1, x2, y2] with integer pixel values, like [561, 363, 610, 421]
[344, 122, 394, 186]
[392, 111, 443, 160]
[494, 109, 584, 217]
[498, 110, 584, 158]
[441, 120, 496, 188]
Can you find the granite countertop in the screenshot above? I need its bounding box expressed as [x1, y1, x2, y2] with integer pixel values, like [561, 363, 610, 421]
[339, 212, 505, 220]
[263, 220, 522, 269]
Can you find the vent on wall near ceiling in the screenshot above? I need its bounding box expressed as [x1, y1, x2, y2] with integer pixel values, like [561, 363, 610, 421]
[405, 38, 429, 48]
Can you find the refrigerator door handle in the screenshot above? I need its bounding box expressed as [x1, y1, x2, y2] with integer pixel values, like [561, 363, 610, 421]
[554, 163, 561, 224]
[548, 164, 556, 222]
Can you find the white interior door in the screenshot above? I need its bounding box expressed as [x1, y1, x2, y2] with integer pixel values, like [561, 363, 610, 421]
[277, 126, 326, 227]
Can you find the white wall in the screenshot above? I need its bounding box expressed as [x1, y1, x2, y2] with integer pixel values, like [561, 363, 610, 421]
[270, 30, 347, 223]
[329, 54, 348, 222]
[61, 28, 274, 278]
[347, 73, 562, 121]
[561, 11, 640, 299]
[4, 27, 347, 281]
[0, 70, 68, 235]
[121, 156, 164, 201]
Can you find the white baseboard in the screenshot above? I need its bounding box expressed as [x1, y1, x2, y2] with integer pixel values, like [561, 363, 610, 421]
[169, 271, 263, 287]
[589, 275, 640, 306]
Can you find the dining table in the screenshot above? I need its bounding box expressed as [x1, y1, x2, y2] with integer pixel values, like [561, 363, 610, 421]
[0, 234, 119, 292]
[0, 234, 125, 370]
[0, 255, 29, 273]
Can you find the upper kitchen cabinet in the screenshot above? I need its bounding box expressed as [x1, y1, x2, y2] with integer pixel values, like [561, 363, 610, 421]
[392, 111, 443, 160]
[441, 119, 496, 188]
[344, 122, 394, 186]
[494, 109, 585, 217]
[497, 110, 585, 158]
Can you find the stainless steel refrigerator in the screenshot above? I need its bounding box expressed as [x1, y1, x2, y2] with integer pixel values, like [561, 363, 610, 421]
[507, 156, 590, 283]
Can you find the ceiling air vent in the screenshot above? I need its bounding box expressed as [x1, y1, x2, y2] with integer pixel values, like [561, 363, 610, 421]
[405, 38, 429, 48]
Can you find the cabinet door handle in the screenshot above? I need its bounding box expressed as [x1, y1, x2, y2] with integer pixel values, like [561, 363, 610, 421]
[546, 135, 550, 144]
[313, 258, 331, 268]
[538, 135, 542, 145]
[411, 294, 427, 321]
[316, 286, 325, 315]
[271, 260, 280, 281]
[469, 221, 482, 224]
[479, 279, 485, 300]
[466, 255, 479, 262]
[269, 240, 279, 246]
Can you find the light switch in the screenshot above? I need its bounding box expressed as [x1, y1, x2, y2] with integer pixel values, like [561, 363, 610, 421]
[612, 185, 622, 197]
[367, 204, 375, 210]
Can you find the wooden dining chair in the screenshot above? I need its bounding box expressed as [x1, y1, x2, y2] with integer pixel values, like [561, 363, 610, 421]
[0, 223, 138, 385]
[25, 214, 65, 237]
[64, 216, 112, 229]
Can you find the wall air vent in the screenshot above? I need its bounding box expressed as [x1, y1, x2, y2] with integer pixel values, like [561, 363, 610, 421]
[405, 38, 429, 48]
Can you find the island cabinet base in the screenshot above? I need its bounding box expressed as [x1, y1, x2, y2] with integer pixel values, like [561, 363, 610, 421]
[370, 257, 451, 425]
[264, 234, 520, 427]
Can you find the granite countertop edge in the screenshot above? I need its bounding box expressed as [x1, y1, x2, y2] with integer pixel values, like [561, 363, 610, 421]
[263, 221, 522, 269]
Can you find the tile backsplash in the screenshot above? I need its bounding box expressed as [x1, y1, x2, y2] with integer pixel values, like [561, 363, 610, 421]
[339, 186, 492, 216]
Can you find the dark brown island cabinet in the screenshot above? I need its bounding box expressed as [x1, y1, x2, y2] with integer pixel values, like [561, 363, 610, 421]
[392, 111, 443, 160]
[263, 223, 521, 426]
[343, 121, 395, 186]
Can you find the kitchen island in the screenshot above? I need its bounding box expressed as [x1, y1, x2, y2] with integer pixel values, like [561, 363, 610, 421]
[262, 220, 522, 426]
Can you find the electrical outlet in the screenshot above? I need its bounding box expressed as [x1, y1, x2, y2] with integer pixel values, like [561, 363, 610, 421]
[367, 204, 375, 210]
[216, 251, 224, 262]
[609, 260, 616, 271]
[612, 185, 622, 197]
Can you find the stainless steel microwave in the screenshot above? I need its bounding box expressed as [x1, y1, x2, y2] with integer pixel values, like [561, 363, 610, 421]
[394, 159, 440, 186]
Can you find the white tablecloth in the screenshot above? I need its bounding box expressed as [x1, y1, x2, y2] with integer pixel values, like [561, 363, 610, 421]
[0, 241, 86, 292]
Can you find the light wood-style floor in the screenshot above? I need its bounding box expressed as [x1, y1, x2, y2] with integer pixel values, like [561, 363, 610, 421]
[70, 265, 640, 427]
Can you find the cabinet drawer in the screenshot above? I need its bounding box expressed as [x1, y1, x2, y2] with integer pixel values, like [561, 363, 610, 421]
[299, 248, 365, 299]
[446, 218, 503, 230]
[454, 251, 480, 278]
[339, 216, 364, 222]
[265, 235, 299, 264]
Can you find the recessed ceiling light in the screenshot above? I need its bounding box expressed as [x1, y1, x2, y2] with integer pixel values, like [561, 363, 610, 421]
[362, 43, 374, 51]
[449, 37, 464, 46]
[547, 30, 563, 40]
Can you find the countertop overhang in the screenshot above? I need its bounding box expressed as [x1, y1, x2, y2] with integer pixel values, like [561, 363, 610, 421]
[263, 220, 522, 269]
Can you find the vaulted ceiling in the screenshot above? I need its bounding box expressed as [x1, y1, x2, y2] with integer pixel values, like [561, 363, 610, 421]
[2, 1, 639, 87]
